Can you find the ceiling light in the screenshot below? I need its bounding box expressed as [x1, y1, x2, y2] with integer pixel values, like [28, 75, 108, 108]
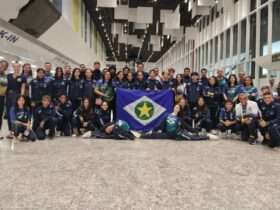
[0, 56, 5, 60]
[96, 7, 99, 12]
[98, 15, 102, 20]
[101, 22, 105, 27]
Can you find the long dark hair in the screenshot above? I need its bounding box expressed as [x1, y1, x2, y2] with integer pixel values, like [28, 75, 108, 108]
[71, 68, 81, 81]
[176, 74, 184, 85]
[227, 74, 238, 87]
[55, 67, 64, 79]
[15, 95, 27, 110]
[22, 63, 32, 77]
[208, 76, 218, 87]
[102, 71, 112, 84]
[196, 96, 207, 110]
[244, 76, 254, 87]
[81, 97, 92, 113]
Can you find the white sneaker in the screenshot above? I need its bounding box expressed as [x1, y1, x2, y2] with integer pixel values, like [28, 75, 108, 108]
[82, 131, 92, 139]
[10, 140, 15, 151]
[231, 134, 240, 140]
[211, 130, 218, 135]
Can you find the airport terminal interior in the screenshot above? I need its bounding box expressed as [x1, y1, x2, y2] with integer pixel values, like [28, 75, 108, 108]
[1, 0, 280, 209]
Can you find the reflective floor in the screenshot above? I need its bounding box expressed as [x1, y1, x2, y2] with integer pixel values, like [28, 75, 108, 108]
[0, 136, 280, 209]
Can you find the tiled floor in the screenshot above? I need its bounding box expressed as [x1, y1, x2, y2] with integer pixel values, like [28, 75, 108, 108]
[0, 137, 280, 210]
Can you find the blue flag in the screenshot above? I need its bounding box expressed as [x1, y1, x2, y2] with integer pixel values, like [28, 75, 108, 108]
[116, 88, 174, 132]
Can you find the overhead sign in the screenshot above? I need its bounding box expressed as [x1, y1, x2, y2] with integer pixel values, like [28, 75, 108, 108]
[0, 29, 20, 43]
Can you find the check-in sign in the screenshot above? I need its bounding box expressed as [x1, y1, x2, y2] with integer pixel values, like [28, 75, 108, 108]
[0, 29, 20, 43]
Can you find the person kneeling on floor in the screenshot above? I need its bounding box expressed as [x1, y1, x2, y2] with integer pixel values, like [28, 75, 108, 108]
[90, 101, 135, 140]
[10, 95, 36, 141]
[217, 100, 238, 138]
[235, 93, 260, 145]
[33, 95, 57, 140]
[258, 92, 280, 148]
[55, 94, 73, 136]
[142, 104, 209, 141]
[192, 96, 212, 134]
[72, 97, 96, 137]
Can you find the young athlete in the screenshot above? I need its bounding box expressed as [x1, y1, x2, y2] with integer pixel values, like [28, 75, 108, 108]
[93, 101, 134, 140]
[72, 97, 96, 137]
[142, 104, 209, 141]
[6, 62, 26, 138]
[192, 96, 212, 133]
[240, 76, 258, 101]
[258, 92, 280, 147]
[33, 95, 57, 140]
[217, 100, 238, 137]
[10, 95, 36, 142]
[203, 76, 223, 129]
[133, 71, 147, 90]
[68, 68, 84, 110]
[145, 69, 162, 91]
[30, 68, 50, 108]
[55, 94, 73, 136]
[51, 67, 68, 103]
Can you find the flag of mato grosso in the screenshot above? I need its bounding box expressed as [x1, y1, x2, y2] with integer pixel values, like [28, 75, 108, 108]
[116, 88, 174, 132]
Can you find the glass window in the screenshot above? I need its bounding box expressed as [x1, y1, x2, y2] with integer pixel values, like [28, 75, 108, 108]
[260, 6, 268, 56]
[220, 33, 224, 60]
[226, 29, 231, 58]
[233, 24, 238, 56]
[201, 45, 205, 66]
[210, 40, 213, 64]
[259, 67, 268, 78]
[261, 0, 268, 5]
[249, 14, 256, 58]
[198, 48, 201, 69]
[250, 61, 255, 78]
[215, 36, 218, 63]
[90, 21, 93, 48]
[272, 0, 280, 53]
[206, 42, 209, 65]
[211, 7, 215, 22]
[241, 19, 247, 53]
[84, 10, 88, 43]
[81, 3, 85, 39]
[250, 0, 256, 11]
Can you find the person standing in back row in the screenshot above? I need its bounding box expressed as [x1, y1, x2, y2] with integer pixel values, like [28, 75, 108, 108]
[92, 61, 102, 81]
[44, 62, 54, 84]
[6, 62, 26, 139]
[0, 60, 8, 139]
[186, 72, 203, 108]
[68, 68, 84, 110]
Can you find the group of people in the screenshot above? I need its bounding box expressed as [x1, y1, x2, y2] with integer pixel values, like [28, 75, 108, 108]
[0, 59, 280, 148]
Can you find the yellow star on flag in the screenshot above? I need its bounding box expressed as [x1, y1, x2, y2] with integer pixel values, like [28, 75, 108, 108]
[137, 102, 152, 118]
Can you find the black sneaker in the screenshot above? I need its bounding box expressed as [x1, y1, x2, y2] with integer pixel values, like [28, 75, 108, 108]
[262, 139, 269, 145]
[249, 139, 257, 145]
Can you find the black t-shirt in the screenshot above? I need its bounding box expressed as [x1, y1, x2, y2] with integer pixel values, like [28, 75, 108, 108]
[7, 74, 26, 94]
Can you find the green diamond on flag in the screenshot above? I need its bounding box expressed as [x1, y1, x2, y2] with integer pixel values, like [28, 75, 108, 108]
[124, 96, 166, 126]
